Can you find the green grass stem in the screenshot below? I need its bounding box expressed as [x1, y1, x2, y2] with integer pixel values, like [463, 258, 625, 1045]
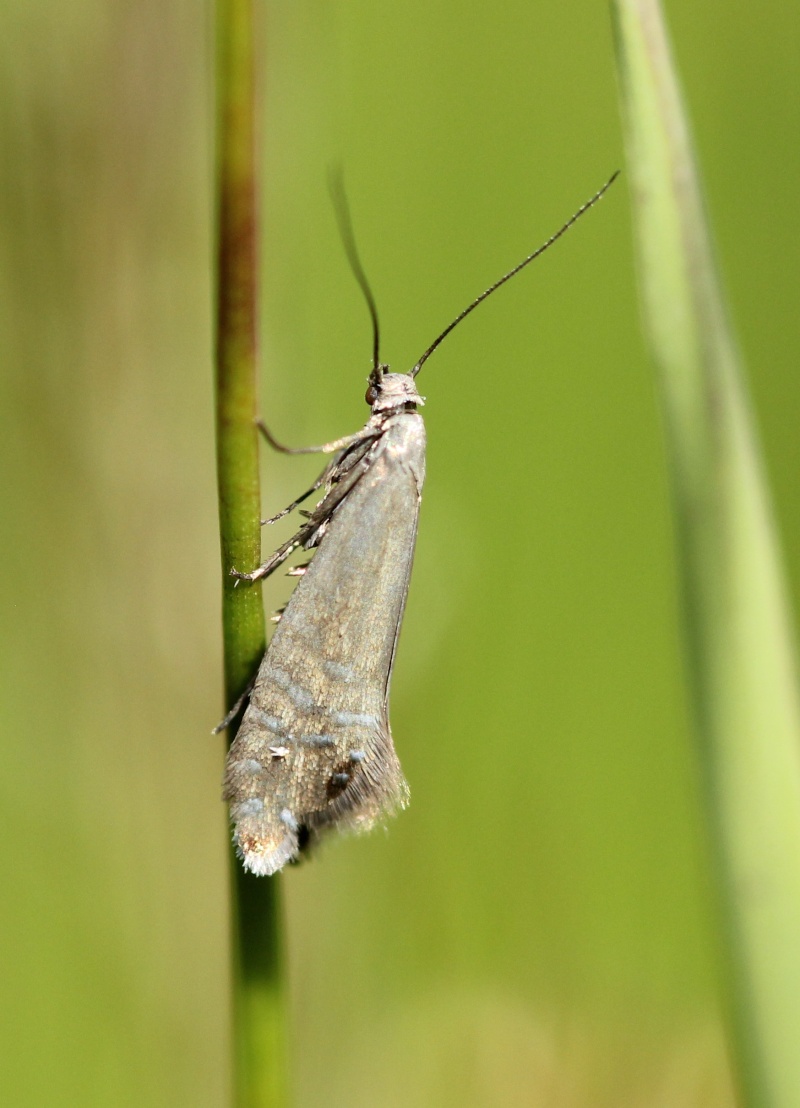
[612, 1, 800, 1103]
[215, 1, 286, 1104]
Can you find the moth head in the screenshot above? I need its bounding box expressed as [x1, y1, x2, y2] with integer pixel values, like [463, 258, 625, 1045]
[365, 367, 423, 412]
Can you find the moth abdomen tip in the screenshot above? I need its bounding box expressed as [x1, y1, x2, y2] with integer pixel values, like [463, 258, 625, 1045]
[240, 843, 295, 877]
[234, 816, 301, 876]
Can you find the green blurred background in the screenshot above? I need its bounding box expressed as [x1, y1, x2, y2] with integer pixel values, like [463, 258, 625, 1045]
[1, 1, 797, 1105]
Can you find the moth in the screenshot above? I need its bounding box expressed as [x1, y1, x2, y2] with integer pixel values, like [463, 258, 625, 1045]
[223, 173, 618, 875]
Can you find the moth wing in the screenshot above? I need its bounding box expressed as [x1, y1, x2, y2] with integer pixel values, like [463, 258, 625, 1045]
[224, 414, 426, 874]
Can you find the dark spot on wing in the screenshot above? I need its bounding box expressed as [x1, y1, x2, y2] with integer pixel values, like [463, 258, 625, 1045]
[295, 824, 311, 857]
[326, 759, 356, 800]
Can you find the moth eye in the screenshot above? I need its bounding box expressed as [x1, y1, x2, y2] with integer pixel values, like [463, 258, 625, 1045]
[365, 384, 378, 405]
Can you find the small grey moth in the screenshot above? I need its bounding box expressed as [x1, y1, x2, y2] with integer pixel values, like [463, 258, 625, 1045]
[223, 172, 618, 875]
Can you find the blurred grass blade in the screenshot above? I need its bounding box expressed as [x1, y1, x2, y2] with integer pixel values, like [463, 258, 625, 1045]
[215, 0, 287, 1104]
[612, 0, 800, 1103]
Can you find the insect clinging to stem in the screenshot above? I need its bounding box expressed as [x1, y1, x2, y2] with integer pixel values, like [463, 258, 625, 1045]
[222, 171, 619, 876]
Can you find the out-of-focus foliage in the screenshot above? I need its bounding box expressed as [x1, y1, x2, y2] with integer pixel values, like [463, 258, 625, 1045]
[614, 1, 800, 1103]
[0, 1, 796, 1105]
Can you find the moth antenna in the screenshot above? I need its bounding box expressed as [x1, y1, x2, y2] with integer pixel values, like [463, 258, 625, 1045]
[409, 171, 620, 379]
[328, 167, 382, 376]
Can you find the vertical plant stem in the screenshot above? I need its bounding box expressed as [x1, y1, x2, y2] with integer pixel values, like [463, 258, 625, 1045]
[612, 1, 800, 1104]
[215, 1, 286, 1105]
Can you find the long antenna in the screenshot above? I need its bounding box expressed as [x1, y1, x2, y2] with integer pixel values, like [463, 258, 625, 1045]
[409, 171, 619, 379]
[328, 169, 382, 375]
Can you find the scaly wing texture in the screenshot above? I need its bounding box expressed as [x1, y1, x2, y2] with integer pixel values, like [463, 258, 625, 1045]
[224, 413, 426, 874]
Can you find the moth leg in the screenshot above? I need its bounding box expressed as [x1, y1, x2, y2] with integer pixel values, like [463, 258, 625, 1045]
[234, 437, 378, 583]
[211, 670, 258, 734]
[257, 418, 369, 456]
[231, 531, 305, 584]
[257, 421, 382, 526]
[261, 491, 313, 526]
[260, 457, 338, 526]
